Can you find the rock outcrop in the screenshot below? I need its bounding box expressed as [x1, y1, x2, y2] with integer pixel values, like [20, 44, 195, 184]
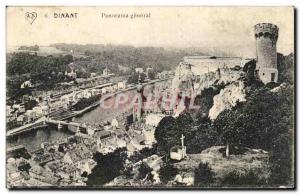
[209, 81, 246, 120]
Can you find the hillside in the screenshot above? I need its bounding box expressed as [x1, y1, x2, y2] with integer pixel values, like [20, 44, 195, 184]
[153, 52, 294, 187]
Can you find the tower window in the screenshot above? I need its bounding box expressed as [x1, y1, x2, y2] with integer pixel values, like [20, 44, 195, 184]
[271, 73, 275, 82]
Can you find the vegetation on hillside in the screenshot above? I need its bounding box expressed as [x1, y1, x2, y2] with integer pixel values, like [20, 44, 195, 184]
[154, 53, 294, 186]
[51, 43, 206, 74]
[7, 52, 74, 99]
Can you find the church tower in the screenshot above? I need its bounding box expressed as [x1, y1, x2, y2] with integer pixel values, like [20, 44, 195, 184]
[133, 75, 144, 123]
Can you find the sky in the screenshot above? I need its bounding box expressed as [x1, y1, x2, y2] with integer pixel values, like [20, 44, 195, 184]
[6, 6, 294, 57]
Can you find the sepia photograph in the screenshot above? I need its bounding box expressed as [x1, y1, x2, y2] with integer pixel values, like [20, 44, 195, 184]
[5, 6, 295, 189]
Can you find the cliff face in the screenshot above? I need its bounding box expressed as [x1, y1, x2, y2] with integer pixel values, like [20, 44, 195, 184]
[209, 81, 246, 120]
[172, 64, 246, 120]
[194, 68, 244, 96]
[171, 62, 195, 92]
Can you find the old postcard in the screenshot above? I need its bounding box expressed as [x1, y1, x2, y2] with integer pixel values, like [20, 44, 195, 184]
[6, 6, 295, 189]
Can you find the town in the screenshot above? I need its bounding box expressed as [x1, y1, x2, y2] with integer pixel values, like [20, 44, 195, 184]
[6, 21, 294, 189]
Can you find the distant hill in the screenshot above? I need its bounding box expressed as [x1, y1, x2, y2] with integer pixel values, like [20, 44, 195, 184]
[18, 45, 39, 51]
[50, 43, 208, 74]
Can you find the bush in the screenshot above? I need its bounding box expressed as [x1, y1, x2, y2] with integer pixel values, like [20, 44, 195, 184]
[194, 162, 214, 186]
[159, 163, 178, 184]
[269, 133, 293, 186]
[137, 162, 153, 181]
[221, 170, 267, 186]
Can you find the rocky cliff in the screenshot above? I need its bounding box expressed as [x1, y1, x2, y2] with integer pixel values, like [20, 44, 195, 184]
[209, 81, 246, 120]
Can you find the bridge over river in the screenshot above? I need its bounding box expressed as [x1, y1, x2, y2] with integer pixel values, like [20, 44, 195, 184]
[6, 78, 172, 150]
[6, 117, 85, 137]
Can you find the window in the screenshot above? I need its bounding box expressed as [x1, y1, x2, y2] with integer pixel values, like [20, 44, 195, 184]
[271, 73, 275, 82]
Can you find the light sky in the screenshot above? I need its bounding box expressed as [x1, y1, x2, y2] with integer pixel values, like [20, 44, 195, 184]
[6, 6, 294, 57]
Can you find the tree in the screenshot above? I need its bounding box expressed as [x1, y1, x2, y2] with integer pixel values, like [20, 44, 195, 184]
[24, 100, 38, 110]
[194, 162, 214, 186]
[127, 71, 146, 84]
[277, 53, 294, 84]
[154, 116, 176, 155]
[7, 52, 74, 99]
[137, 162, 153, 181]
[213, 85, 293, 157]
[192, 86, 223, 122]
[154, 113, 195, 155]
[155, 112, 218, 155]
[269, 133, 293, 186]
[188, 123, 218, 154]
[214, 108, 247, 157]
[87, 148, 127, 186]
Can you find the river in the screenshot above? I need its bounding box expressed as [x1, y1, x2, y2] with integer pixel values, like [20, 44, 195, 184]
[6, 81, 168, 152]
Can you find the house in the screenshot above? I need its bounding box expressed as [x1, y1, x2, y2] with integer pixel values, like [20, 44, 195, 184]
[20, 80, 33, 89]
[7, 171, 24, 186]
[16, 115, 26, 125]
[159, 71, 175, 79]
[94, 130, 111, 140]
[146, 67, 154, 79]
[170, 145, 186, 161]
[29, 165, 60, 185]
[6, 106, 13, 117]
[82, 90, 92, 98]
[33, 105, 49, 117]
[117, 81, 126, 89]
[111, 118, 119, 129]
[65, 69, 77, 79]
[135, 68, 144, 74]
[63, 143, 92, 165]
[103, 66, 111, 76]
[32, 152, 53, 165]
[90, 73, 97, 77]
[13, 104, 26, 113]
[25, 110, 36, 122]
[62, 144, 95, 176]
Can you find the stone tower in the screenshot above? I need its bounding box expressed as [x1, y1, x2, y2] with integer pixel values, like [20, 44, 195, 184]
[254, 23, 279, 84]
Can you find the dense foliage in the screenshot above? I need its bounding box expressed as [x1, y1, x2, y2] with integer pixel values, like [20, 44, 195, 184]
[277, 53, 294, 84]
[51, 43, 205, 74]
[214, 86, 293, 151]
[155, 112, 218, 155]
[213, 84, 293, 185]
[7, 52, 73, 77]
[137, 162, 153, 181]
[87, 148, 127, 185]
[159, 162, 178, 184]
[72, 95, 101, 111]
[194, 162, 215, 186]
[127, 71, 146, 84]
[7, 52, 73, 99]
[154, 54, 294, 186]
[221, 170, 267, 186]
